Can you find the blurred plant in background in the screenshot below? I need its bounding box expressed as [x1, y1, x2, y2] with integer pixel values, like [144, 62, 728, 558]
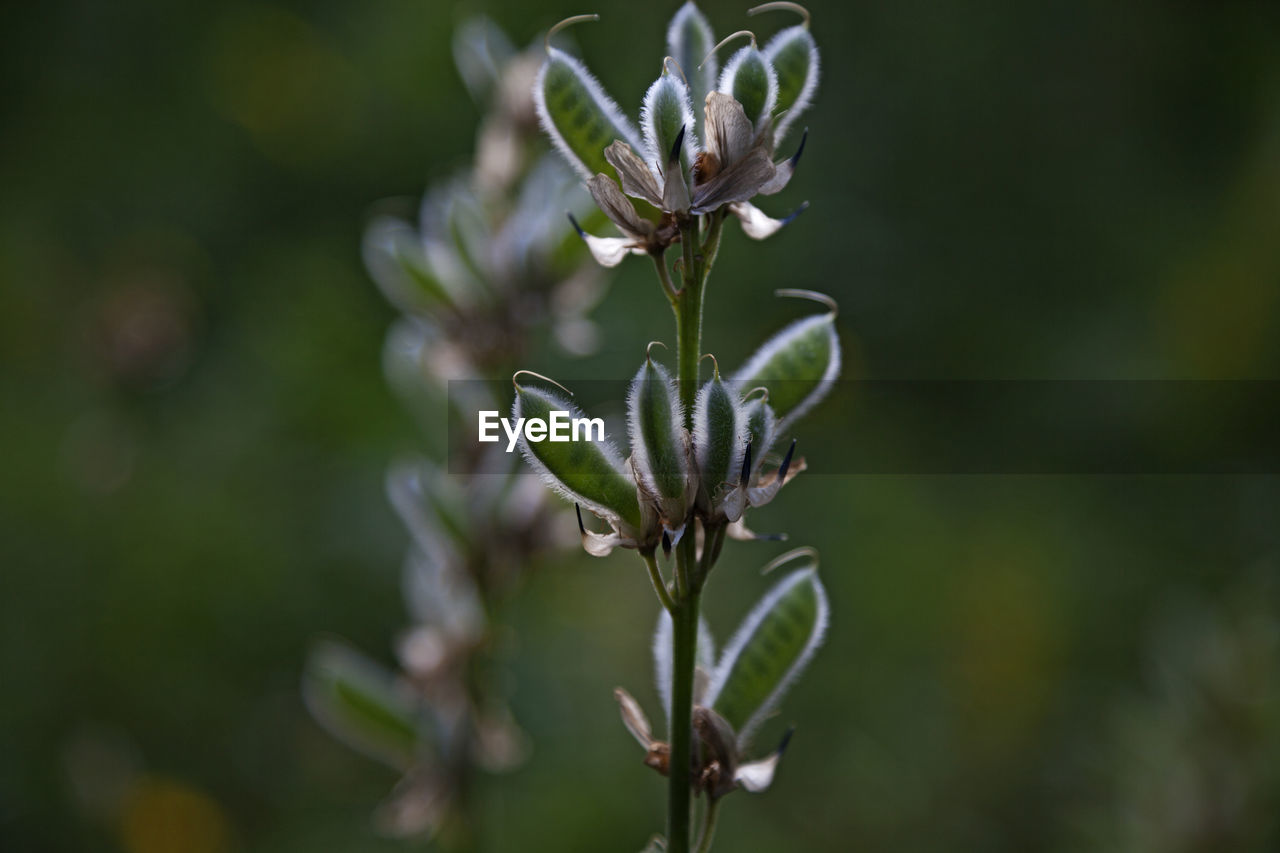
[302, 18, 613, 848]
[1061, 571, 1280, 852]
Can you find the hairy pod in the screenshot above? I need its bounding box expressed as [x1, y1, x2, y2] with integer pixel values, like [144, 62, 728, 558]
[642, 72, 697, 175]
[666, 2, 717, 139]
[704, 559, 829, 749]
[693, 372, 747, 505]
[513, 377, 642, 530]
[731, 291, 840, 434]
[535, 46, 643, 182]
[628, 356, 692, 529]
[717, 40, 777, 129]
[763, 25, 818, 146]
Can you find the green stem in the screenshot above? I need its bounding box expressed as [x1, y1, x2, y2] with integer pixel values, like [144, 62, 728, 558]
[694, 798, 721, 853]
[676, 222, 702, 419]
[667, 535, 701, 853]
[665, 211, 725, 853]
[641, 550, 676, 614]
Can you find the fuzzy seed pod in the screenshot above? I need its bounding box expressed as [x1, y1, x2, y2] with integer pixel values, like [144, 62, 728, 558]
[717, 41, 777, 129]
[731, 291, 839, 435]
[763, 25, 818, 146]
[627, 356, 692, 530]
[694, 372, 747, 504]
[512, 377, 642, 530]
[665, 2, 717, 139]
[642, 71, 697, 176]
[704, 559, 829, 750]
[534, 46, 643, 182]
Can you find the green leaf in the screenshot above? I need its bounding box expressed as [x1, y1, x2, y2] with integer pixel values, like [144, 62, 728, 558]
[764, 25, 819, 146]
[535, 48, 641, 182]
[303, 639, 423, 770]
[707, 565, 829, 748]
[666, 2, 716, 139]
[731, 293, 840, 434]
[513, 378, 642, 529]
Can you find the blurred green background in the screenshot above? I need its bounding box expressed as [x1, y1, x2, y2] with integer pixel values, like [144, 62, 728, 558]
[3, 0, 1279, 851]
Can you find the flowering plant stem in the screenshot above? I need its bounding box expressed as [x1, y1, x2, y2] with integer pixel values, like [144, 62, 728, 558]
[665, 211, 725, 852]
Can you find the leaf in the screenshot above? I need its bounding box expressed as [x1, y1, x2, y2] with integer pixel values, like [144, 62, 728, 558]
[665, 2, 716, 140]
[513, 377, 642, 529]
[731, 292, 840, 435]
[627, 357, 690, 525]
[764, 25, 819, 146]
[654, 610, 717, 725]
[303, 639, 424, 770]
[717, 45, 777, 129]
[705, 564, 829, 749]
[535, 48, 642, 182]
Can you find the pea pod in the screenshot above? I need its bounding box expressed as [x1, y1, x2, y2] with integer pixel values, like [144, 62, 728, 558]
[535, 43, 642, 182]
[627, 354, 691, 526]
[731, 290, 839, 434]
[693, 371, 747, 501]
[513, 375, 641, 529]
[665, 2, 717, 139]
[641, 69, 696, 174]
[764, 25, 818, 146]
[705, 555, 829, 749]
[717, 37, 777, 129]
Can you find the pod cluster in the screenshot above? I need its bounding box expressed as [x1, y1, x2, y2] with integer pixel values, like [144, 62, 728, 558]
[512, 291, 839, 556]
[533, 2, 822, 266]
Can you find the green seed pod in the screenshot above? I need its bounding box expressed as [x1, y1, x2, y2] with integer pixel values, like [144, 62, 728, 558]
[694, 372, 746, 500]
[627, 355, 691, 525]
[717, 40, 777, 128]
[763, 25, 819, 146]
[641, 70, 696, 175]
[303, 639, 425, 770]
[666, 2, 717, 139]
[706, 557, 829, 749]
[513, 376, 642, 530]
[731, 291, 840, 434]
[739, 392, 778, 470]
[535, 46, 643, 182]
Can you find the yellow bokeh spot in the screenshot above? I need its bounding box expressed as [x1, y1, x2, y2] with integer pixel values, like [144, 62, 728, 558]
[119, 776, 232, 853]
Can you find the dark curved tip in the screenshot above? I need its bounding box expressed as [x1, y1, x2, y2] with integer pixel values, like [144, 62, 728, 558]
[661, 529, 672, 556]
[779, 201, 810, 227]
[575, 504, 587, 534]
[777, 438, 797, 481]
[567, 211, 586, 237]
[740, 440, 754, 487]
[668, 124, 687, 167]
[776, 725, 795, 756]
[789, 128, 808, 167]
